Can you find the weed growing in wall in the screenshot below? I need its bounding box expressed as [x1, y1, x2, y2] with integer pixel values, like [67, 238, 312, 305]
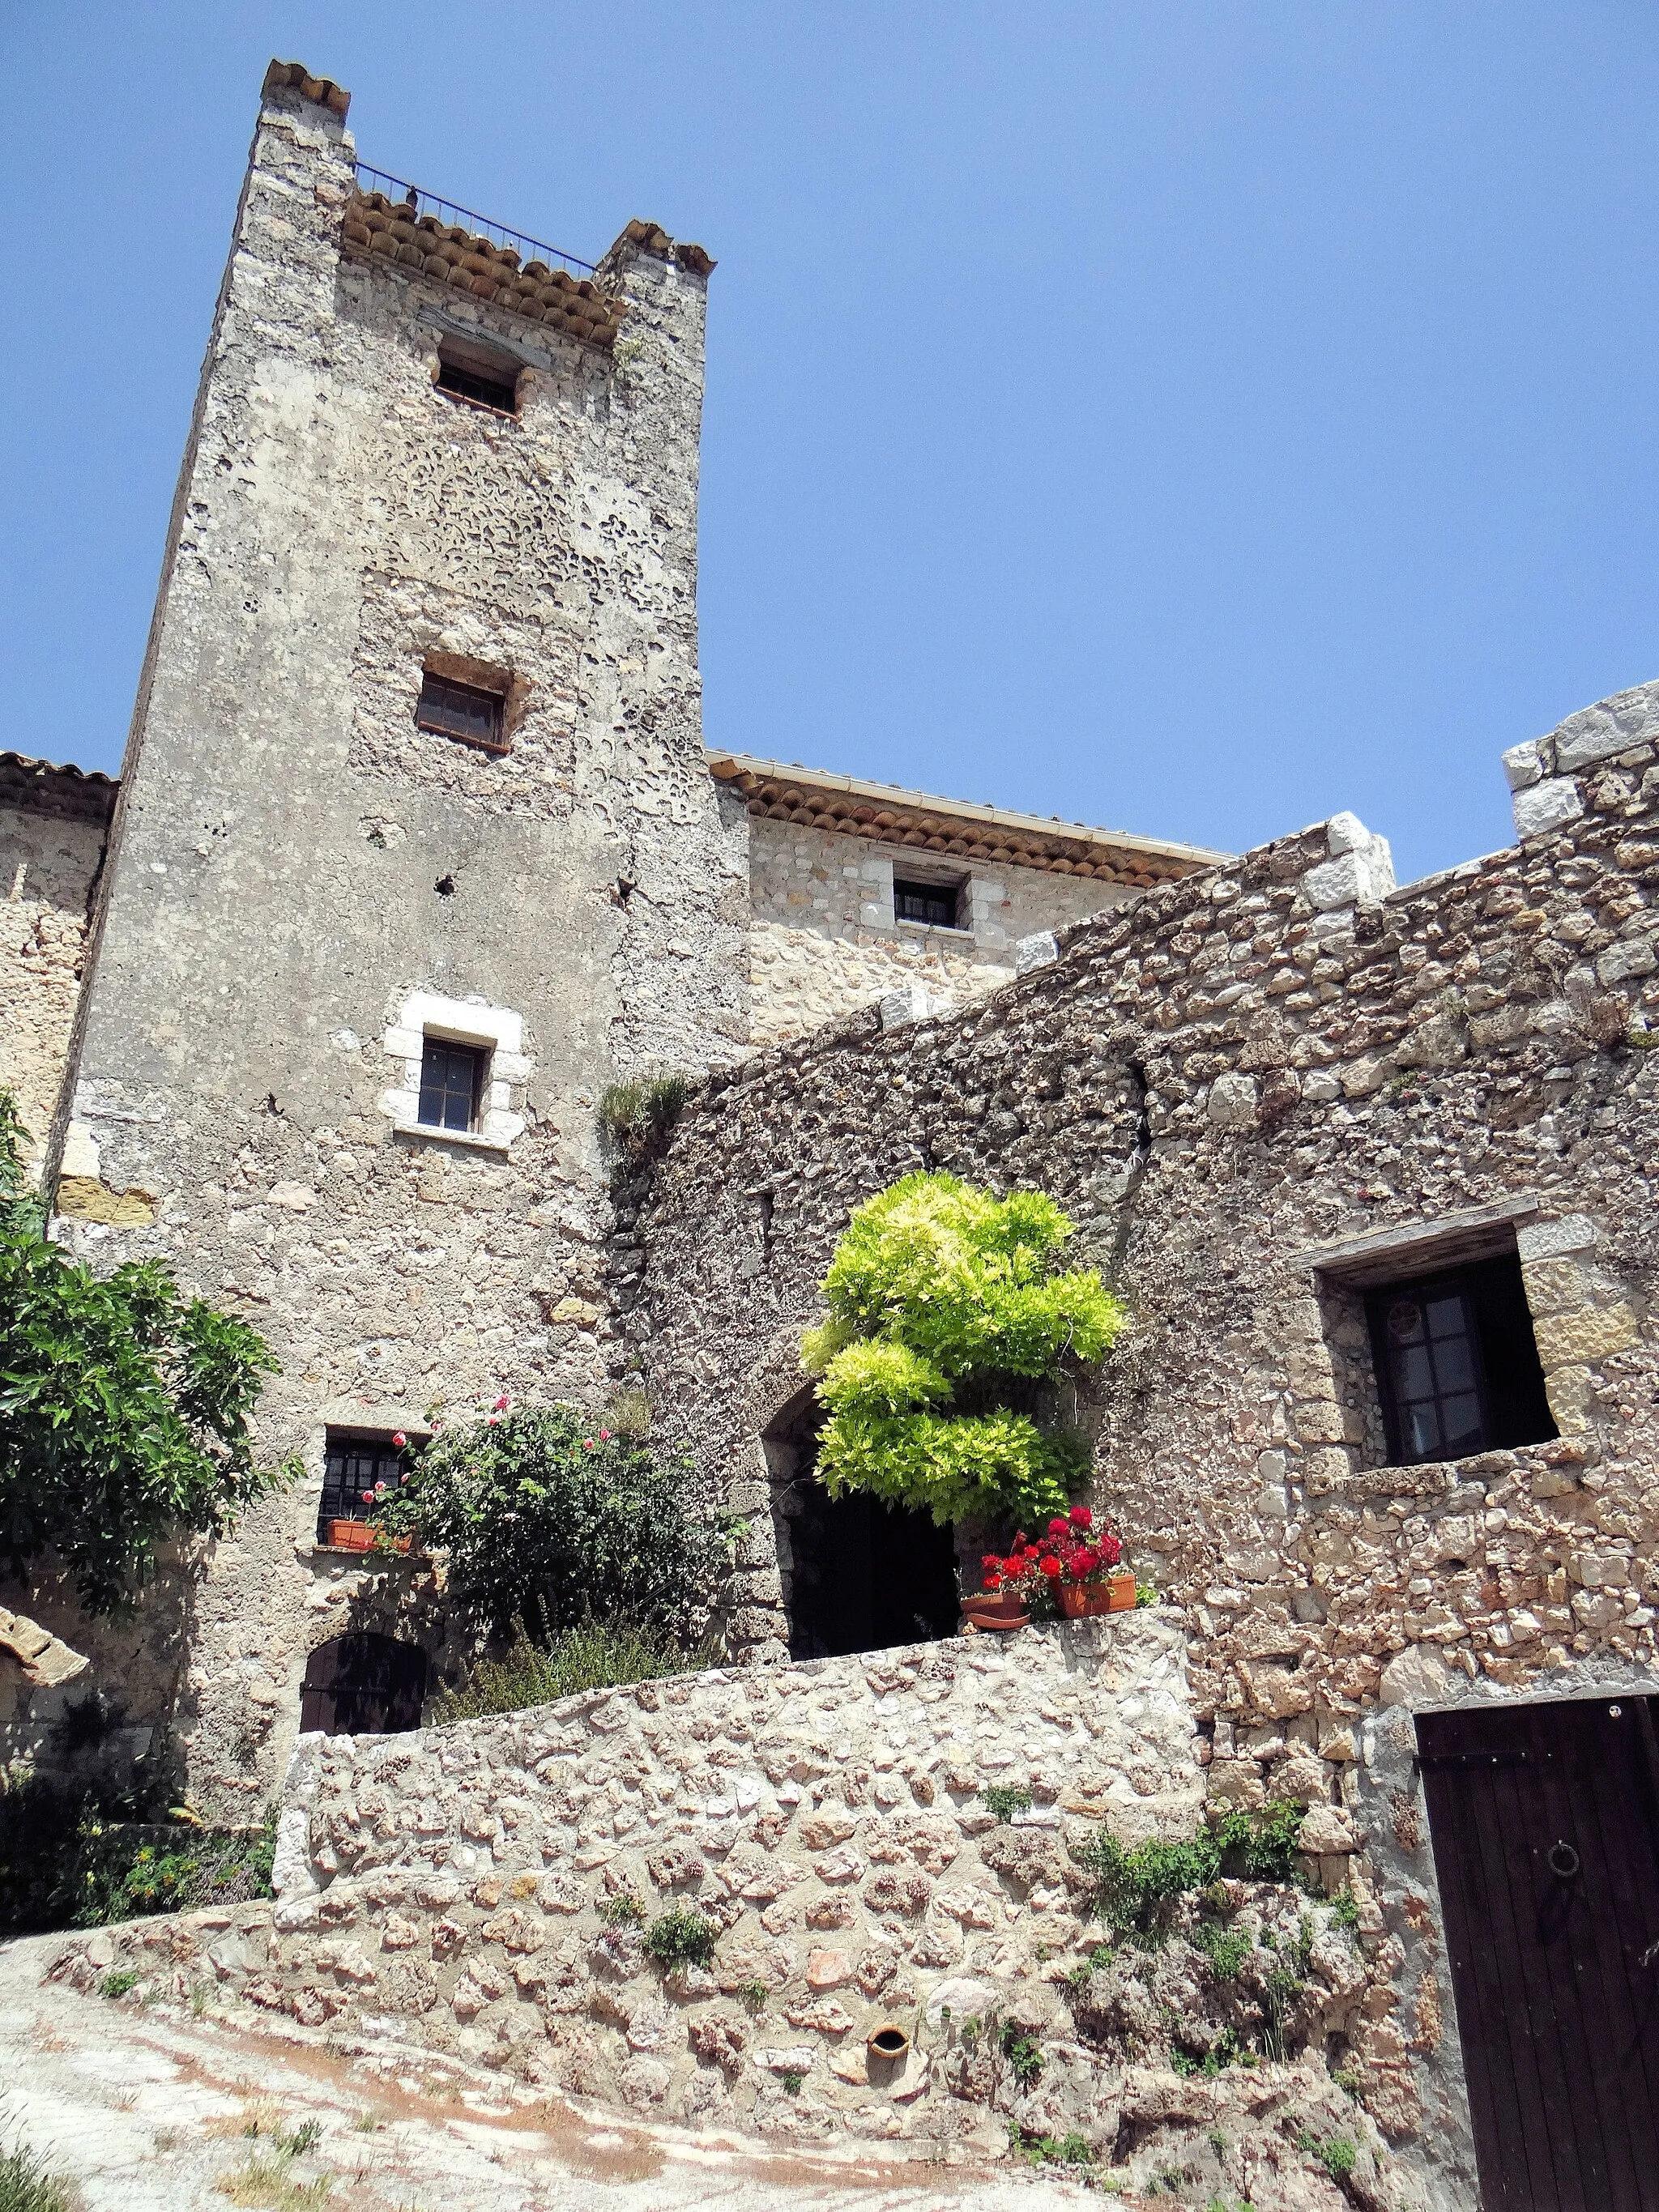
[800, 1171, 1124, 1525]
[642, 1905, 719, 1971]
[433, 1620, 720, 1722]
[1075, 1801, 1305, 1941]
[597, 1075, 692, 1166]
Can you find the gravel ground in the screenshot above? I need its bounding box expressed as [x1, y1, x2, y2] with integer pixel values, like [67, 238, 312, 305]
[1, 1932, 1099, 2212]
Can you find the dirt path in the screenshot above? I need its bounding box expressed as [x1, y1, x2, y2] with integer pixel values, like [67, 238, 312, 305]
[2, 1933, 1098, 2212]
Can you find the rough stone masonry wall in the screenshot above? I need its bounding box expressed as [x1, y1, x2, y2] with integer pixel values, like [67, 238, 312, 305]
[31, 66, 745, 1820]
[225, 1621, 1203, 2145]
[612, 680, 1659, 2200]
[0, 764, 111, 1178]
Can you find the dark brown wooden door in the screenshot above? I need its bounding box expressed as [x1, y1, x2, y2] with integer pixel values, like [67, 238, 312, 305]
[1418, 1697, 1659, 2209]
[299, 1634, 427, 1735]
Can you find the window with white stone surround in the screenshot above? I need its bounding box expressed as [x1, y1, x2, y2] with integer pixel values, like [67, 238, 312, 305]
[378, 991, 529, 1151]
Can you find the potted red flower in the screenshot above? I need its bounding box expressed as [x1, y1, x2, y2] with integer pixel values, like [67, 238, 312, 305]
[964, 1536, 1047, 1630]
[1043, 1507, 1135, 1617]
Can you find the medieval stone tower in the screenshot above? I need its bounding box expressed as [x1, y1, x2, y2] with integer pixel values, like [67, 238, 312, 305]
[44, 62, 747, 1812]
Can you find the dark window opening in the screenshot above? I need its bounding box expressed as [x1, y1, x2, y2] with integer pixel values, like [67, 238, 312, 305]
[317, 1430, 416, 1545]
[1366, 1252, 1556, 1465]
[436, 353, 519, 415]
[416, 671, 508, 753]
[300, 1632, 428, 1736]
[418, 1038, 485, 1132]
[893, 878, 963, 929]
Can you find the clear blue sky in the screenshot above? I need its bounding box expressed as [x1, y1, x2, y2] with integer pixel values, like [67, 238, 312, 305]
[4, 4, 1657, 884]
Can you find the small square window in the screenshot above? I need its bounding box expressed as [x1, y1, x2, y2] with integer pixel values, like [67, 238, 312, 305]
[1365, 1254, 1556, 1465]
[894, 878, 962, 928]
[416, 671, 508, 753]
[318, 1430, 415, 1545]
[435, 349, 519, 416]
[418, 1038, 485, 1132]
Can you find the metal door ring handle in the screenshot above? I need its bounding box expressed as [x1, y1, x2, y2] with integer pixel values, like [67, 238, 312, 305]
[1549, 1842, 1580, 1879]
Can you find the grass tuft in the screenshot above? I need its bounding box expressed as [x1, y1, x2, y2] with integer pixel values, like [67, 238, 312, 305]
[435, 1621, 719, 1723]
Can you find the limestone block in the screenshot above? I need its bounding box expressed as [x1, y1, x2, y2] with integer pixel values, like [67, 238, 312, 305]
[1015, 931, 1059, 975]
[1533, 1303, 1638, 1368]
[1513, 778, 1584, 839]
[1206, 1072, 1258, 1128]
[805, 1947, 854, 1988]
[1238, 1662, 1314, 1720]
[1551, 680, 1659, 772]
[1597, 936, 1657, 986]
[1517, 1214, 1597, 1261]
[1304, 827, 1394, 912]
[1502, 740, 1544, 791]
[1377, 1645, 1455, 1709]
[1518, 1257, 1589, 1316]
[1297, 1805, 1360, 1855]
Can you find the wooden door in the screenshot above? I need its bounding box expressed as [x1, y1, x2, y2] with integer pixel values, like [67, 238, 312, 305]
[298, 1633, 428, 1735]
[1418, 1696, 1659, 2209]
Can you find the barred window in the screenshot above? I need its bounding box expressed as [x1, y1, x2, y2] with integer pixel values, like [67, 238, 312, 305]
[1365, 1255, 1555, 1465]
[317, 1433, 413, 1545]
[436, 347, 518, 416]
[418, 1038, 484, 1132]
[416, 671, 507, 753]
[893, 878, 962, 928]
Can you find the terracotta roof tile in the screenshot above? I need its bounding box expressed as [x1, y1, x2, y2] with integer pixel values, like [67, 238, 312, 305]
[343, 191, 626, 351]
[0, 749, 118, 825]
[706, 751, 1226, 889]
[262, 58, 351, 117]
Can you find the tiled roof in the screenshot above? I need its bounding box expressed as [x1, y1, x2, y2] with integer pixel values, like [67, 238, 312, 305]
[0, 750, 118, 825]
[262, 59, 351, 117]
[343, 191, 627, 351]
[707, 751, 1226, 888]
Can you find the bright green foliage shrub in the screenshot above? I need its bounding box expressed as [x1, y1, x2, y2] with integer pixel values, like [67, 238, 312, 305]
[642, 1905, 719, 1969]
[982, 1784, 1034, 1823]
[1000, 2018, 1045, 2090]
[433, 1621, 720, 1721]
[0, 1088, 284, 1612]
[1075, 1801, 1307, 1939]
[1195, 1922, 1252, 1980]
[1317, 2136, 1358, 2180]
[374, 1404, 734, 1643]
[801, 1172, 1124, 1524]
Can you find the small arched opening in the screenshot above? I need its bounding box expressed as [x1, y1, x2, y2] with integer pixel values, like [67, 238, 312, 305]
[299, 1632, 429, 1735]
[763, 1386, 960, 1661]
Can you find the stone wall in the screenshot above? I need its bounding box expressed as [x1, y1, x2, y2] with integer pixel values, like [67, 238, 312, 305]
[266, 1621, 1202, 2136]
[610, 680, 1659, 2192]
[746, 814, 1132, 1043]
[0, 756, 112, 1178]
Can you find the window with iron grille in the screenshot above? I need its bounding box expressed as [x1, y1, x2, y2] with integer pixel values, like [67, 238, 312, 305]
[418, 1038, 484, 1132]
[436, 352, 519, 415]
[416, 671, 508, 753]
[893, 878, 962, 928]
[1365, 1254, 1556, 1465]
[317, 1432, 414, 1545]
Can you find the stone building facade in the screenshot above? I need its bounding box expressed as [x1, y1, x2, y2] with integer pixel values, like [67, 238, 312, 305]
[18, 54, 1659, 2207]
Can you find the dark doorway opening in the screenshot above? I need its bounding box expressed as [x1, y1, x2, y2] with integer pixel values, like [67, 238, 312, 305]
[1418, 1695, 1659, 2210]
[299, 1633, 428, 1736]
[783, 1483, 960, 1660]
[764, 1390, 960, 1660]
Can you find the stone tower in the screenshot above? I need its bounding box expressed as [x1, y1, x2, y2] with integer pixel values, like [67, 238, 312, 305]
[45, 62, 746, 1812]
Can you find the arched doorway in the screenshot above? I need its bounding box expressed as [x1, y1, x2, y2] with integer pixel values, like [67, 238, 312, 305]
[299, 1633, 428, 1735]
[763, 1388, 960, 1660]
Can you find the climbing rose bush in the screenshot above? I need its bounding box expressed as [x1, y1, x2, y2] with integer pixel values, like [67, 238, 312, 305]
[800, 1170, 1124, 1525]
[372, 1401, 731, 1643]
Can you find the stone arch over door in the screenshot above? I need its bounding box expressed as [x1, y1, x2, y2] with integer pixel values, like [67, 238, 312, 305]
[299, 1632, 428, 1735]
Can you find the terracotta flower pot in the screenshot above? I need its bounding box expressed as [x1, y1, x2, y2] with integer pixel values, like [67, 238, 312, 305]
[1107, 1573, 1138, 1613]
[326, 1518, 376, 1551]
[962, 1590, 1027, 1622]
[1059, 1581, 1115, 1619]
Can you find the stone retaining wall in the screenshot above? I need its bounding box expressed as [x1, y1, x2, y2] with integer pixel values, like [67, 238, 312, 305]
[249, 1617, 1200, 2141]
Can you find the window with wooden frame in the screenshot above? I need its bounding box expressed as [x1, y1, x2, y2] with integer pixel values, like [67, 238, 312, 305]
[417, 1037, 486, 1133]
[893, 876, 964, 929]
[416, 670, 508, 754]
[1365, 1253, 1556, 1465]
[316, 1430, 416, 1546]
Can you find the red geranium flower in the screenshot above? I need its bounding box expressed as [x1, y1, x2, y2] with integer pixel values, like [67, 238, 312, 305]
[1047, 1517, 1068, 1536]
[1069, 1505, 1093, 1528]
[1039, 1556, 1062, 1578]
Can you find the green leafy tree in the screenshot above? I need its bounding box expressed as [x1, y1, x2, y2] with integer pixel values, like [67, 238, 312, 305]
[373, 1402, 731, 1642]
[0, 1089, 283, 1612]
[800, 1170, 1124, 1525]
